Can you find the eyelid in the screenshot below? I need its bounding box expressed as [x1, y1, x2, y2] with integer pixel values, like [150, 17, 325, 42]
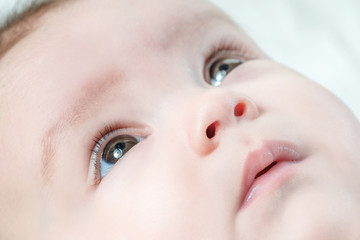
[204, 37, 255, 64]
[204, 50, 246, 85]
[93, 130, 145, 156]
[203, 38, 255, 84]
[206, 50, 246, 67]
[88, 125, 149, 185]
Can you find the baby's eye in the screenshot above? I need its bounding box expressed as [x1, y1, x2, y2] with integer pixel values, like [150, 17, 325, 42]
[100, 135, 139, 178]
[207, 57, 243, 87]
[91, 132, 143, 180]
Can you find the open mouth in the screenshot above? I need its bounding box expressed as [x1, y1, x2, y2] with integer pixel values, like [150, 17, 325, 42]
[239, 141, 302, 209]
[254, 161, 278, 179]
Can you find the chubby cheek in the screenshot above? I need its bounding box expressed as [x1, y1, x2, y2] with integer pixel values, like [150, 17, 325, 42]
[275, 187, 350, 240]
[75, 139, 232, 239]
[83, 141, 183, 238]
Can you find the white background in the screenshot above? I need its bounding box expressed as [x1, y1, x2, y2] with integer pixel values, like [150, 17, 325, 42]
[1, 0, 359, 119]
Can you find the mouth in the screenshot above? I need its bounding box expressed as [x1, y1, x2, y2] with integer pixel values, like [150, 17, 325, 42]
[239, 140, 302, 209]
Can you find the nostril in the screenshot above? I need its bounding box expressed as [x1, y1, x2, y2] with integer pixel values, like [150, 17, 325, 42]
[234, 102, 246, 117]
[206, 121, 218, 139]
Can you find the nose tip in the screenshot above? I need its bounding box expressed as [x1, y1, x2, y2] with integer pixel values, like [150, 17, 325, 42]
[186, 91, 259, 156]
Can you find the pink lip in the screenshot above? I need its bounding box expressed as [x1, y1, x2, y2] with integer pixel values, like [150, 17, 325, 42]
[239, 140, 302, 209]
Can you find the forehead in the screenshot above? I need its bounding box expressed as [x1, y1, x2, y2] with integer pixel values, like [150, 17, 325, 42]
[71, 0, 234, 50]
[47, 0, 232, 38]
[2, 0, 237, 69]
[1, 0, 240, 89]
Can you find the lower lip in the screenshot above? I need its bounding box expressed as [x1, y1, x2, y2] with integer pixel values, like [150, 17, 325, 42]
[240, 160, 298, 208]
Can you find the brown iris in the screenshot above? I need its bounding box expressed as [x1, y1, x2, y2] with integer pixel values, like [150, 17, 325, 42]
[209, 58, 243, 86]
[101, 135, 139, 164]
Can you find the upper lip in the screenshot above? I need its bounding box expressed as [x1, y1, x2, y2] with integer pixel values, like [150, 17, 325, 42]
[239, 140, 302, 207]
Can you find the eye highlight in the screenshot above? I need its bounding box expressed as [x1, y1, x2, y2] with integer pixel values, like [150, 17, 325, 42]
[208, 57, 243, 86]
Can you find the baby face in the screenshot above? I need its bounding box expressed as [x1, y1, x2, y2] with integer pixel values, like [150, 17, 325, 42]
[0, 0, 360, 239]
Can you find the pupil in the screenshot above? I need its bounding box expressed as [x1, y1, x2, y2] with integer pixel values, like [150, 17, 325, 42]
[115, 142, 126, 150]
[219, 64, 229, 71]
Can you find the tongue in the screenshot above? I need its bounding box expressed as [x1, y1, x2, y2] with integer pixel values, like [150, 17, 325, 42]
[254, 161, 278, 179]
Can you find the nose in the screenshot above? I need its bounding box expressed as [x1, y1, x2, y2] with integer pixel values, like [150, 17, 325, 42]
[184, 90, 259, 156]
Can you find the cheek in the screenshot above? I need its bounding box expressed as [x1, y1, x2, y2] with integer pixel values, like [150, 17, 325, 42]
[0, 133, 45, 239]
[87, 137, 232, 239]
[278, 189, 351, 239]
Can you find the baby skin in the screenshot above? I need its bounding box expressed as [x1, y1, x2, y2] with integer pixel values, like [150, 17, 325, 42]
[0, 0, 359, 239]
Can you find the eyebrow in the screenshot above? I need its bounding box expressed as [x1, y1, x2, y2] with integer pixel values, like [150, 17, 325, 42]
[40, 8, 238, 180]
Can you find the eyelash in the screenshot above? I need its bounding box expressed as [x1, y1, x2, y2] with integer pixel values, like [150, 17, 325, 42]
[205, 37, 253, 64]
[91, 124, 116, 154]
[88, 124, 113, 182]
